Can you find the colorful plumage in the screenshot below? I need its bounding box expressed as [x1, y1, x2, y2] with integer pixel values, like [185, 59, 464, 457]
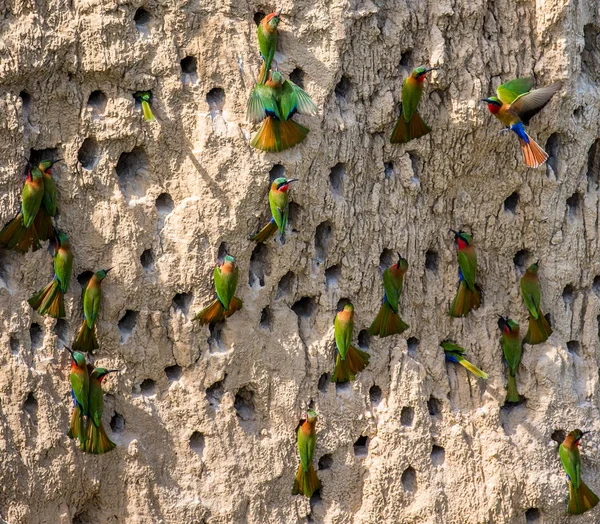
[28, 231, 73, 318]
[85, 368, 118, 454]
[256, 11, 281, 84]
[520, 263, 553, 345]
[72, 269, 112, 352]
[560, 429, 599, 515]
[331, 303, 369, 383]
[441, 341, 488, 379]
[194, 255, 243, 325]
[390, 66, 437, 144]
[249, 177, 298, 243]
[292, 409, 321, 498]
[369, 254, 409, 338]
[247, 70, 318, 152]
[499, 317, 522, 403]
[449, 230, 481, 317]
[66, 347, 89, 450]
[481, 77, 562, 168]
[134, 91, 155, 121]
[34, 160, 58, 243]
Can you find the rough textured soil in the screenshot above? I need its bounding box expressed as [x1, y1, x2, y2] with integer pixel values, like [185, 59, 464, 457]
[0, 0, 600, 523]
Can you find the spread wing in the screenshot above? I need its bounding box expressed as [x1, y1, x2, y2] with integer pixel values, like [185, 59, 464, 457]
[496, 77, 535, 105]
[510, 81, 563, 125]
[247, 84, 280, 122]
[280, 80, 317, 120]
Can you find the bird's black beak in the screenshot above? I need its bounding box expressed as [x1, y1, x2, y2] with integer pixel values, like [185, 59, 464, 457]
[480, 98, 492, 103]
[535, 260, 539, 266]
[397, 253, 403, 264]
[424, 67, 439, 74]
[104, 267, 114, 274]
[276, 8, 282, 16]
[64, 345, 74, 356]
[449, 229, 459, 237]
[286, 178, 299, 184]
[106, 369, 120, 375]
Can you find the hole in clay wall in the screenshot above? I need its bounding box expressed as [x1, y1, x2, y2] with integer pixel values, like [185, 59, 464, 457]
[77, 271, 94, 288]
[428, 396, 442, 417]
[253, 11, 265, 26]
[134, 7, 152, 31]
[118, 310, 138, 343]
[567, 340, 580, 355]
[19, 91, 31, 117]
[314, 221, 333, 264]
[140, 249, 154, 271]
[566, 192, 581, 219]
[87, 90, 107, 114]
[30, 148, 60, 167]
[562, 284, 574, 306]
[593, 275, 600, 295]
[335, 381, 351, 394]
[401, 466, 417, 492]
[291, 296, 317, 319]
[325, 265, 341, 290]
[425, 250, 438, 273]
[358, 330, 370, 351]
[335, 75, 351, 99]
[206, 378, 225, 408]
[23, 392, 38, 417]
[384, 162, 395, 179]
[318, 454, 333, 470]
[409, 152, 420, 179]
[29, 323, 43, 351]
[234, 386, 256, 427]
[172, 292, 192, 314]
[139, 378, 156, 396]
[206, 88, 225, 119]
[287, 202, 301, 231]
[545, 133, 559, 176]
[504, 192, 519, 214]
[551, 429, 566, 444]
[78, 137, 100, 170]
[318, 373, 330, 393]
[260, 306, 272, 330]
[582, 24, 600, 83]
[329, 163, 345, 196]
[180, 56, 197, 75]
[525, 508, 541, 523]
[110, 412, 125, 432]
[269, 163, 286, 183]
[189, 431, 205, 456]
[289, 67, 305, 88]
[586, 139, 600, 191]
[400, 406, 414, 426]
[353, 436, 368, 457]
[54, 319, 69, 345]
[336, 298, 351, 311]
[513, 249, 531, 271]
[431, 445, 445, 466]
[116, 147, 150, 200]
[165, 365, 182, 381]
[369, 385, 382, 407]
[217, 242, 228, 261]
[249, 243, 269, 288]
[156, 193, 174, 216]
[399, 49, 413, 67]
[276, 271, 295, 299]
[207, 322, 225, 353]
[10, 337, 19, 356]
[407, 337, 419, 357]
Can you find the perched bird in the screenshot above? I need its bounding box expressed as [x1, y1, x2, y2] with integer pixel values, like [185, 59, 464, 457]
[559, 429, 599, 515]
[256, 10, 281, 84]
[292, 409, 321, 498]
[441, 341, 488, 379]
[390, 66, 437, 144]
[331, 303, 370, 383]
[194, 255, 243, 325]
[449, 230, 480, 317]
[499, 317, 522, 403]
[247, 69, 318, 152]
[368, 254, 409, 337]
[133, 91, 155, 122]
[28, 231, 73, 318]
[85, 368, 118, 454]
[249, 177, 298, 243]
[0, 165, 45, 252]
[481, 77, 562, 168]
[520, 262, 552, 345]
[66, 347, 89, 450]
[72, 269, 112, 352]
[34, 159, 58, 243]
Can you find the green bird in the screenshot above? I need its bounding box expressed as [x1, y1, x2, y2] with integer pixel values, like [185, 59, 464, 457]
[256, 10, 281, 84]
[292, 409, 321, 498]
[369, 254, 410, 338]
[441, 341, 488, 379]
[72, 269, 112, 352]
[449, 229, 481, 317]
[0, 165, 45, 253]
[249, 177, 298, 243]
[34, 159, 58, 243]
[559, 429, 599, 515]
[390, 66, 438, 144]
[331, 303, 370, 383]
[247, 69, 318, 152]
[85, 368, 118, 454]
[499, 317, 522, 403]
[66, 347, 89, 450]
[521, 262, 553, 345]
[28, 231, 73, 318]
[194, 255, 243, 325]
[133, 91, 155, 121]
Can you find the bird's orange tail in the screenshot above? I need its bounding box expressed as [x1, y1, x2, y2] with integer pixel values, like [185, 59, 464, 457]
[449, 281, 481, 317]
[519, 134, 549, 168]
[34, 211, 54, 242]
[86, 420, 116, 454]
[0, 214, 40, 253]
[368, 302, 409, 338]
[249, 220, 278, 243]
[194, 298, 225, 325]
[223, 296, 243, 319]
[506, 372, 520, 403]
[251, 117, 309, 152]
[568, 479, 600, 515]
[28, 279, 65, 318]
[292, 463, 321, 498]
[390, 107, 431, 144]
[524, 311, 552, 345]
[72, 319, 99, 353]
[332, 345, 369, 383]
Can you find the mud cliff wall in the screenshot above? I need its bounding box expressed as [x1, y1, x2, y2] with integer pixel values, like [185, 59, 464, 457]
[1, 0, 600, 523]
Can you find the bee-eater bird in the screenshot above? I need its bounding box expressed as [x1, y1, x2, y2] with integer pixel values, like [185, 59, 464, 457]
[249, 177, 298, 243]
[66, 347, 89, 450]
[28, 231, 73, 318]
[257, 10, 281, 84]
[34, 159, 58, 243]
[247, 69, 318, 152]
[0, 165, 45, 253]
[481, 77, 562, 168]
[331, 303, 370, 383]
[441, 341, 488, 379]
[560, 429, 599, 515]
[499, 317, 522, 403]
[85, 368, 118, 454]
[390, 66, 438, 144]
[449, 230, 480, 317]
[520, 262, 552, 345]
[72, 269, 112, 352]
[292, 409, 321, 498]
[194, 255, 243, 325]
[133, 91, 155, 121]
[368, 254, 409, 338]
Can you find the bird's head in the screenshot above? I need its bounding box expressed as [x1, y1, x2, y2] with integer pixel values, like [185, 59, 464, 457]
[481, 96, 502, 114]
[412, 66, 438, 82]
[264, 10, 281, 30]
[269, 70, 284, 86]
[306, 408, 318, 423]
[273, 177, 298, 192]
[526, 262, 539, 275]
[450, 229, 472, 248]
[394, 254, 409, 272]
[93, 368, 119, 382]
[97, 268, 113, 281]
[342, 303, 354, 313]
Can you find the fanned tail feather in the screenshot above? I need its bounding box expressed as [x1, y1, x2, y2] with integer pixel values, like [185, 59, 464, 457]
[72, 319, 99, 353]
[251, 117, 309, 152]
[524, 311, 552, 345]
[278, 119, 309, 150]
[194, 298, 225, 325]
[518, 134, 548, 168]
[34, 211, 54, 242]
[223, 296, 243, 319]
[506, 372, 520, 403]
[28, 279, 65, 318]
[568, 479, 600, 515]
[292, 463, 321, 498]
[85, 420, 116, 454]
[331, 345, 369, 383]
[390, 108, 431, 144]
[0, 214, 40, 253]
[456, 356, 488, 379]
[67, 405, 86, 449]
[249, 219, 278, 243]
[449, 281, 481, 317]
[368, 302, 409, 338]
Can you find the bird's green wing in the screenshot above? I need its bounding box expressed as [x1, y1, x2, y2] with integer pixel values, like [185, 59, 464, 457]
[84, 285, 102, 328]
[70, 371, 88, 413]
[21, 168, 44, 227]
[457, 251, 476, 291]
[496, 77, 535, 105]
[297, 427, 310, 472]
[441, 341, 465, 356]
[559, 444, 581, 489]
[509, 82, 562, 125]
[382, 268, 400, 313]
[214, 266, 227, 308]
[502, 337, 522, 372]
[269, 189, 289, 233]
[520, 279, 540, 319]
[247, 84, 280, 122]
[54, 247, 73, 293]
[42, 173, 57, 216]
[88, 380, 104, 428]
[334, 315, 349, 358]
[400, 76, 423, 122]
[280, 80, 317, 120]
[227, 266, 239, 306]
